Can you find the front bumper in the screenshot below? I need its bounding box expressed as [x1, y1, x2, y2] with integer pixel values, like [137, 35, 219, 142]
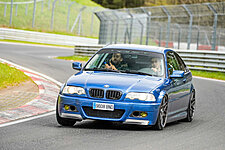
[57, 94, 160, 125]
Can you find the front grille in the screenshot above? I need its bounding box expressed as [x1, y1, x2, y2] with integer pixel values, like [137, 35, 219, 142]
[106, 90, 122, 100]
[82, 106, 125, 119]
[89, 88, 104, 98]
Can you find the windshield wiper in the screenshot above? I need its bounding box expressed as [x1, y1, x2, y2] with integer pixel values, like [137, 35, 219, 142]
[84, 68, 120, 73]
[121, 70, 153, 76]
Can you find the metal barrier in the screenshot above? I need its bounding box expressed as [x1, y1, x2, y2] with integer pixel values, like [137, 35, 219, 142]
[95, 2, 225, 51]
[74, 45, 225, 73]
[0, 28, 98, 46]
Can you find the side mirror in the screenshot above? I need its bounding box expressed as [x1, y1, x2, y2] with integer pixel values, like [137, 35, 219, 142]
[72, 62, 82, 70]
[170, 70, 184, 78]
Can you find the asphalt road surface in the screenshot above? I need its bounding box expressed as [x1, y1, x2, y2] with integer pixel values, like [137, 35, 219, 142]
[0, 42, 225, 150]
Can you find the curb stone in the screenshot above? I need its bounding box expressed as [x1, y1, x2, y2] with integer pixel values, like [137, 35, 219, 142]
[0, 58, 60, 124]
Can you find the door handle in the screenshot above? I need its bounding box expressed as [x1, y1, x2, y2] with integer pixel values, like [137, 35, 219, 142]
[183, 78, 187, 83]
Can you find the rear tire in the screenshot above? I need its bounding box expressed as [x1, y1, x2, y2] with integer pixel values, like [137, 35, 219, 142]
[56, 103, 76, 126]
[153, 96, 168, 130]
[184, 90, 196, 122]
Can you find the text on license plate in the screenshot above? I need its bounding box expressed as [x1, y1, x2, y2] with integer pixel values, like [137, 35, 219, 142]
[93, 102, 114, 111]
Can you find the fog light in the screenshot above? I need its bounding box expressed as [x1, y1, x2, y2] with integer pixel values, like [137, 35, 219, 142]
[140, 112, 147, 117]
[64, 105, 70, 111]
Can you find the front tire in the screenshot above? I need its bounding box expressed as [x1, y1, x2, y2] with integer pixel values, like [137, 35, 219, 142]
[56, 103, 77, 126]
[153, 96, 168, 130]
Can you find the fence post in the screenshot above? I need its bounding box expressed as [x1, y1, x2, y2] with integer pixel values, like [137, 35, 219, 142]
[10, 0, 13, 25]
[48, 0, 51, 10]
[183, 5, 193, 50]
[90, 7, 98, 36]
[25, 3, 28, 16]
[101, 12, 110, 44]
[78, 12, 82, 35]
[156, 22, 162, 47]
[196, 26, 200, 50]
[4, 4, 7, 17]
[32, 0, 37, 28]
[141, 8, 151, 45]
[41, 0, 44, 12]
[97, 15, 105, 44]
[70, 6, 86, 33]
[67, 1, 76, 32]
[110, 19, 115, 44]
[162, 6, 171, 48]
[112, 11, 119, 44]
[175, 24, 181, 49]
[207, 3, 218, 51]
[15, 4, 18, 16]
[137, 19, 144, 45]
[51, 0, 58, 30]
[127, 9, 133, 44]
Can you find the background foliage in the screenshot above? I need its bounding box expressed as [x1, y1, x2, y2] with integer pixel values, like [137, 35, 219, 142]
[92, 0, 225, 8]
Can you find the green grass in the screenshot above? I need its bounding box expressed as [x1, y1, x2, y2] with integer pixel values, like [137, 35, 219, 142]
[56, 55, 90, 61]
[0, 62, 31, 89]
[191, 70, 225, 81]
[0, 0, 104, 38]
[0, 39, 74, 48]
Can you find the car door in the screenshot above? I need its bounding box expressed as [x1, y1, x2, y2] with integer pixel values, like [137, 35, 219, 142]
[174, 52, 192, 111]
[166, 51, 188, 116]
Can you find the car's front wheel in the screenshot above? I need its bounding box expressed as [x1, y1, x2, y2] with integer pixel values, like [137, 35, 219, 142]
[56, 103, 77, 126]
[153, 96, 168, 130]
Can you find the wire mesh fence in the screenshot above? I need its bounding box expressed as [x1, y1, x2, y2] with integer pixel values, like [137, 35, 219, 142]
[0, 0, 104, 37]
[95, 2, 225, 51]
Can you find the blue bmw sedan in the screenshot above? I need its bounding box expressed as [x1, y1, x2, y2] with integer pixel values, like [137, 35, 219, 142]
[56, 44, 196, 130]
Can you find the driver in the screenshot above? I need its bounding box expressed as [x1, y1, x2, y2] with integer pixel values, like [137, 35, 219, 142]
[105, 53, 128, 71]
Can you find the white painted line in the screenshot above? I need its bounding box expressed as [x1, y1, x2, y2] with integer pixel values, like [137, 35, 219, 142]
[0, 111, 56, 128]
[0, 41, 73, 50]
[193, 76, 225, 83]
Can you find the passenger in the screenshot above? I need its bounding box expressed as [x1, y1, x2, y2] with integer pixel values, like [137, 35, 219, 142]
[151, 57, 161, 73]
[105, 53, 128, 71]
[138, 57, 162, 76]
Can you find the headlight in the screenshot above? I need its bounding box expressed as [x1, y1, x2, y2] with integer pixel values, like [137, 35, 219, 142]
[62, 86, 86, 95]
[125, 92, 156, 101]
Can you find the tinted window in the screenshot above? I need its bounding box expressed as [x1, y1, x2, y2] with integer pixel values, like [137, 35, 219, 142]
[174, 52, 186, 72]
[166, 52, 180, 75]
[85, 49, 165, 77]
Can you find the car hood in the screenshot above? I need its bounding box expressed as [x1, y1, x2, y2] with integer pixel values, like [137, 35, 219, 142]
[66, 71, 163, 93]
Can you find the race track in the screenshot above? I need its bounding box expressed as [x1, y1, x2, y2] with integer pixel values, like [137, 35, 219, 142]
[0, 43, 225, 150]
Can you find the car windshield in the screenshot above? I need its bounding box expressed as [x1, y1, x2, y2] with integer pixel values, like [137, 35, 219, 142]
[84, 49, 165, 77]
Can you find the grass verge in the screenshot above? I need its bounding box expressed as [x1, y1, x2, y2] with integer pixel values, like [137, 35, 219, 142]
[56, 55, 90, 62]
[191, 70, 225, 81]
[0, 62, 31, 89]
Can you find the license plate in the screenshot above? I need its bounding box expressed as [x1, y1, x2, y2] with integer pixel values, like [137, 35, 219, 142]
[93, 102, 114, 111]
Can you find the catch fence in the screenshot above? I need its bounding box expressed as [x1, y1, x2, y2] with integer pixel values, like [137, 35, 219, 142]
[0, 0, 104, 37]
[95, 2, 225, 51]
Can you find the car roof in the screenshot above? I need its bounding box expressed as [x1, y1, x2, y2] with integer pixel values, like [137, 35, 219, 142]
[101, 44, 172, 54]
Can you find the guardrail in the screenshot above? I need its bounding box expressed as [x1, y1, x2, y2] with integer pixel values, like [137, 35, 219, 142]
[74, 45, 225, 73]
[0, 0, 43, 4]
[0, 28, 98, 46]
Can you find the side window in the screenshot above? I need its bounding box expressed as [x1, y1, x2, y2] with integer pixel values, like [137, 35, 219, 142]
[174, 52, 186, 72]
[166, 52, 180, 75]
